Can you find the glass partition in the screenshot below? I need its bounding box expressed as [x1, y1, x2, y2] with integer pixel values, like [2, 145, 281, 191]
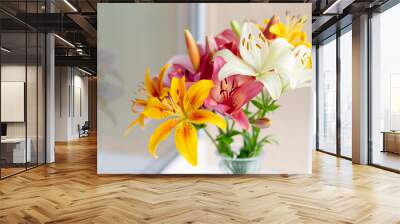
[1, 31, 28, 177]
[0, 2, 46, 179]
[339, 28, 352, 158]
[317, 37, 337, 154]
[370, 3, 400, 171]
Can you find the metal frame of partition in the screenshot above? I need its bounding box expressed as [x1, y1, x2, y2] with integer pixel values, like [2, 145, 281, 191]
[0, 0, 47, 180]
[315, 23, 353, 161]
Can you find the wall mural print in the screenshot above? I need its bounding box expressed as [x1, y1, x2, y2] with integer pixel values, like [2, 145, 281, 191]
[98, 3, 313, 174]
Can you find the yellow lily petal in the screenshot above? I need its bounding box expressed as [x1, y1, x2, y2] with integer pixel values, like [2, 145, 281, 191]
[269, 23, 286, 37]
[138, 113, 145, 127]
[144, 68, 157, 97]
[183, 79, 214, 112]
[184, 29, 200, 71]
[157, 64, 171, 92]
[123, 113, 146, 137]
[170, 77, 186, 108]
[289, 32, 306, 45]
[174, 121, 198, 166]
[148, 119, 181, 158]
[188, 109, 227, 130]
[143, 97, 173, 119]
[131, 99, 147, 114]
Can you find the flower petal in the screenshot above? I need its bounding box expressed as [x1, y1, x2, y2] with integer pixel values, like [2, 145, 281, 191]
[123, 113, 146, 137]
[170, 77, 186, 107]
[269, 23, 287, 37]
[231, 110, 249, 130]
[157, 64, 171, 91]
[263, 15, 280, 40]
[183, 79, 214, 112]
[260, 72, 283, 100]
[174, 121, 198, 166]
[239, 22, 268, 71]
[144, 68, 157, 96]
[184, 29, 200, 71]
[230, 79, 263, 110]
[188, 109, 227, 130]
[264, 38, 312, 90]
[148, 119, 181, 158]
[167, 55, 195, 74]
[214, 49, 255, 80]
[143, 97, 173, 119]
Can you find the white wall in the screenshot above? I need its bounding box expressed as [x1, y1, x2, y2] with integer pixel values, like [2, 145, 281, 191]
[98, 3, 313, 174]
[97, 3, 191, 174]
[55, 67, 89, 141]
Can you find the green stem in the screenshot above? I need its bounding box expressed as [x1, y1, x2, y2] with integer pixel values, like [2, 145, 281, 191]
[204, 128, 218, 148]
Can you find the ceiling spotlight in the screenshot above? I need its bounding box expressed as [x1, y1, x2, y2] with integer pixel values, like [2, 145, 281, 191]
[54, 34, 75, 48]
[1, 47, 11, 53]
[63, 0, 78, 12]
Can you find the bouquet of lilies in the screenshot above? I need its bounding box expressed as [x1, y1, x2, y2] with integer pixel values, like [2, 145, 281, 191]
[126, 13, 312, 166]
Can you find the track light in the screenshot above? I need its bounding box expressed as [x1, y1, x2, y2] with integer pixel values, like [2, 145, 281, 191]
[78, 67, 94, 76]
[54, 34, 75, 48]
[63, 0, 78, 12]
[323, 0, 343, 14]
[1, 47, 11, 53]
[322, 0, 355, 15]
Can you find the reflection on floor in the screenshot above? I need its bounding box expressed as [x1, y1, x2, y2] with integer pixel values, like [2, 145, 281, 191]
[373, 150, 400, 171]
[0, 167, 25, 177]
[0, 162, 42, 178]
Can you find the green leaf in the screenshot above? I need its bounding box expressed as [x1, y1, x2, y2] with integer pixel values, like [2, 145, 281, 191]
[251, 100, 264, 109]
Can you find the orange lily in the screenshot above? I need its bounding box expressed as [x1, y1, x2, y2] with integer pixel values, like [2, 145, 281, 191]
[268, 14, 312, 48]
[143, 77, 226, 166]
[124, 64, 170, 136]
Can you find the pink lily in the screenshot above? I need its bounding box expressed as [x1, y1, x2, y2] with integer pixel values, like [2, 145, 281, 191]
[205, 57, 263, 129]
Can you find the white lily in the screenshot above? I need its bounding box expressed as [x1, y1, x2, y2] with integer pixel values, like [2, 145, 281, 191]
[215, 22, 312, 100]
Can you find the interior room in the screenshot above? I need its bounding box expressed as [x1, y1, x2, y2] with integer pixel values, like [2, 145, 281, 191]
[0, 11, 46, 178]
[0, 0, 400, 223]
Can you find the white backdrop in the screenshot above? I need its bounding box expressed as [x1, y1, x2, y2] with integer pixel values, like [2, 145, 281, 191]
[97, 3, 313, 174]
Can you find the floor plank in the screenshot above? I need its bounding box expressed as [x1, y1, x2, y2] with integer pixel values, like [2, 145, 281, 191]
[1, 135, 400, 223]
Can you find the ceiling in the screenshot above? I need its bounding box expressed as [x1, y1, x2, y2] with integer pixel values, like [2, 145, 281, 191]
[0, 0, 395, 74]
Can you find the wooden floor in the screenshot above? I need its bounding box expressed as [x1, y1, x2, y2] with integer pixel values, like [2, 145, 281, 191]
[1, 135, 400, 223]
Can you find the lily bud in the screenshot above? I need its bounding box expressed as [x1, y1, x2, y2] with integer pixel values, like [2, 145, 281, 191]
[255, 118, 271, 129]
[205, 35, 217, 54]
[263, 15, 280, 40]
[184, 29, 200, 72]
[230, 20, 241, 38]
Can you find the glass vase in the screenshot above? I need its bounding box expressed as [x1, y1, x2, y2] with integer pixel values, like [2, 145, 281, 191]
[217, 152, 264, 174]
